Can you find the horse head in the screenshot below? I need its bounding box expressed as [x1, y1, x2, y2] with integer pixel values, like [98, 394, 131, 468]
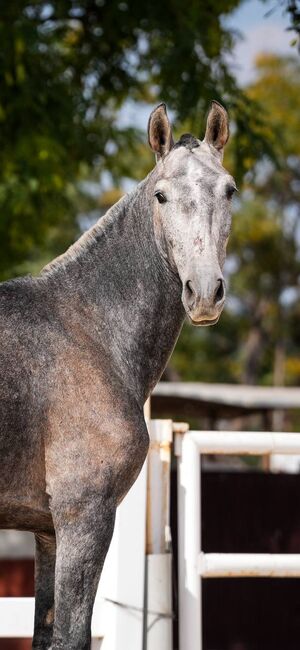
[148, 101, 236, 326]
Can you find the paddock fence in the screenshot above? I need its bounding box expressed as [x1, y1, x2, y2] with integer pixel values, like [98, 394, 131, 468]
[176, 429, 300, 650]
[1, 422, 300, 649]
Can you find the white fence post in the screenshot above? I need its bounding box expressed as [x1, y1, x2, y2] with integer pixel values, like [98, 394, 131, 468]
[177, 432, 202, 650]
[145, 419, 173, 650]
[97, 459, 147, 650]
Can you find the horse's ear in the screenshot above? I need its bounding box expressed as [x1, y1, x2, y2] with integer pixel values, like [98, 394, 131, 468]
[204, 101, 229, 158]
[148, 103, 174, 160]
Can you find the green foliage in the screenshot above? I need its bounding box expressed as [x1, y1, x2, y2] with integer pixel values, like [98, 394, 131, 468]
[0, 0, 247, 278]
[282, 0, 300, 51]
[1, 2, 300, 389]
[172, 54, 300, 386]
[170, 311, 242, 383]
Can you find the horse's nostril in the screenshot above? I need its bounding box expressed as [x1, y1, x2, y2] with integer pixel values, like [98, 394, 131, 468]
[185, 280, 195, 309]
[186, 280, 194, 297]
[215, 279, 225, 303]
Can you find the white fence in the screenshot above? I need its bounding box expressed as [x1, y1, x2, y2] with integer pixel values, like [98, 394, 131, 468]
[1, 424, 300, 649]
[0, 460, 147, 648]
[176, 429, 300, 650]
[0, 420, 172, 649]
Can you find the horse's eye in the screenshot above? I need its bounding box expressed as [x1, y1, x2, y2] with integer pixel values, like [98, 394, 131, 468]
[154, 190, 167, 204]
[226, 184, 238, 200]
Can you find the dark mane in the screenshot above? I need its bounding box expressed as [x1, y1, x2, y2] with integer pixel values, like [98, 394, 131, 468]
[173, 133, 200, 151]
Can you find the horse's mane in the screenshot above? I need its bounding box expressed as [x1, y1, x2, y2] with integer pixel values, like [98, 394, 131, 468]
[40, 192, 132, 276]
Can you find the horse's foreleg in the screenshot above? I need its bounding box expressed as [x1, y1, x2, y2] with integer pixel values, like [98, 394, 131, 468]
[33, 533, 56, 650]
[50, 498, 116, 650]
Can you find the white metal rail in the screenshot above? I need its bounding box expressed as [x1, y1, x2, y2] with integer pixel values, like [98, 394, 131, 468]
[176, 430, 300, 650]
[198, 552, 300, 577]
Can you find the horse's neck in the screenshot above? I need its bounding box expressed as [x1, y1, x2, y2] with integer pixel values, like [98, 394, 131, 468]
[43, 183, 185, 405]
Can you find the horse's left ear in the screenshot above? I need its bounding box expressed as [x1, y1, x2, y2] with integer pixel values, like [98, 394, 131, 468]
[148, 103, 174, 160]
[204, 101, 229, 159]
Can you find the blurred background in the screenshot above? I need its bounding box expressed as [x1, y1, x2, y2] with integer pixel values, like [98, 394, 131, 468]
[0, 0, 300, 391]
[1, 1, 300, 649]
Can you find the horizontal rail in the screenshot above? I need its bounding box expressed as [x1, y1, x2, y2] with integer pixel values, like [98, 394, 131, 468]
[0, 598, 34, 637]
[198, 553, 300, 578]
[0, 598, 106, 637]
[189, 431, 300, 455]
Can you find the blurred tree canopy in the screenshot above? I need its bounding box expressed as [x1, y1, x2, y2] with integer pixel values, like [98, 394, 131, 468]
[2, 0, 294, 278]
[0, 0, 247, 278]
[171, 54, 300, 386]
[285, 0, 300, 50]
[1, 1, 300, 388]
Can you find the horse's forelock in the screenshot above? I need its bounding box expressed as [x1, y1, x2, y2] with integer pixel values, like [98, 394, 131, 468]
[173, 134, 201, 151]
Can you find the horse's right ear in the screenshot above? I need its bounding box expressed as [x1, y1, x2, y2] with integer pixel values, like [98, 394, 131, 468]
[148, 103, 174, 160]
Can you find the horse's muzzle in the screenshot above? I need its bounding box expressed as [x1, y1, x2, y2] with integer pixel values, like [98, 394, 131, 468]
[182, 277, 226, 326]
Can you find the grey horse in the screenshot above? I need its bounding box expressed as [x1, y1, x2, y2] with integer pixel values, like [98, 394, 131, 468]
[0, 101, 235, 649]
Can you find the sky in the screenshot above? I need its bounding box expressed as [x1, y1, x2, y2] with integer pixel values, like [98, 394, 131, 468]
[228, 0, 293, 85]
[119, 0, 294, 132]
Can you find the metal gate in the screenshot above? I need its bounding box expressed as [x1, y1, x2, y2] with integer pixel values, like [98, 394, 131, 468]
[176, 429, 300, 650]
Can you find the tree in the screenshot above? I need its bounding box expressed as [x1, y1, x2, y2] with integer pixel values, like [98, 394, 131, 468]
[2, 4, 300, 389]
[283, 0, 300, 51]
[171, 54, 300, 386]
[233, 54, 300, 385]
[0, 0, 246, 279]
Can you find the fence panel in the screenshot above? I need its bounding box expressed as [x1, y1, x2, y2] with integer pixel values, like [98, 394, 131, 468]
[176, 430, 300, 650]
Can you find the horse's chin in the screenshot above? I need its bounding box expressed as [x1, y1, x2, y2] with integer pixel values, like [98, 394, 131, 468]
[188, 314, 220, 327]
